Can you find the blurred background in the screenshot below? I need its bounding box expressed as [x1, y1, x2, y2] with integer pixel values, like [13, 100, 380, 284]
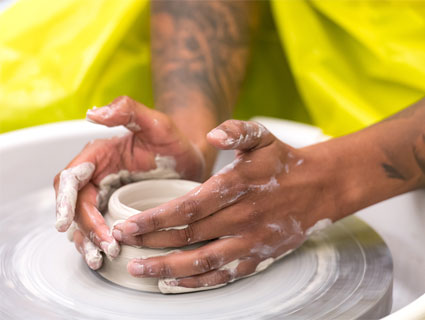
[1, 0, 425, 136]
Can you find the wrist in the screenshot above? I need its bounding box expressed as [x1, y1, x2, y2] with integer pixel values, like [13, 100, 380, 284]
[155, 92, 222, 179]
[302, 129, 420, 224]
[298, 141, 354, 224]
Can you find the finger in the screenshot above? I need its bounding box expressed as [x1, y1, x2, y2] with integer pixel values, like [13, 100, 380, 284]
[127, 237, 249, 279]
[114, 173, 247, 237]
[119, 203, 249, 248]
[67, 222, 78, 242]
[55, 162, 95, 232]
[73, 229, 103, 270]
[207, 120, 274, 151]
[75, 183, 120, 259]
[158, 257, 260, 293]
[86, 95, 168, 133]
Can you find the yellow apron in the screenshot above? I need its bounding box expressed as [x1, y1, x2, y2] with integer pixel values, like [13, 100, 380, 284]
[1, 0, 424, 136]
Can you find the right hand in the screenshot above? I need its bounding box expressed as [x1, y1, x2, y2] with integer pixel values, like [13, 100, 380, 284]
[53, 96, 206, 270]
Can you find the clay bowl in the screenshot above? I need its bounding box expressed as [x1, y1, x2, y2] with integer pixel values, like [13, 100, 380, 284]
[98, 179, 201, 292]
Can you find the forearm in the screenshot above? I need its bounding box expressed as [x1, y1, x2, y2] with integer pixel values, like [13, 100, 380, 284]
[305, 98, 425, 221]
[150, 0, 259, 176]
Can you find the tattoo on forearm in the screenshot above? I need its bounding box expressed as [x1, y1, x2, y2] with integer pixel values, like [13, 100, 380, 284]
[381, 163, 406, 180]
[151, 0, 258, 120]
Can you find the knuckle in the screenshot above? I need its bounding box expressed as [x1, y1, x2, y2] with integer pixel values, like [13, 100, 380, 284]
[197, 251, 220, 272]
[128, 235, 144, 247]
[157, 261, 173, 278]
[147, 213, 162, 231]
[177, 224, 195, 244]
[177, 199, 201, 223]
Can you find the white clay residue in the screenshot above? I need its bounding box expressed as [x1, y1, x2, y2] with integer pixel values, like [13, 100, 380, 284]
[158, 225, 188, 231]
[220, 122, 267, 148]
[219, 259, 241, 278]
[158, 278, 227, 294]
[251, 176, 279, 192]
[100, 240, 120, 259]
[250, 244, 276, 259]
[86, 105, 142, 131]
[267, 223, 284, 235]
[296, 159, 304, 166]
[254, 249, 294, 274]
[97, 155, 179, 211]
[82, 237, 103, 270]
[66, 221, 78, 242]
[159, 259, 242, 294]
[216, 157, 242, 175]
[227, 190, 248, 204]
[56, 162, 95, 231]
[305, 218, 333, 237]
[125, 122, 141, 131]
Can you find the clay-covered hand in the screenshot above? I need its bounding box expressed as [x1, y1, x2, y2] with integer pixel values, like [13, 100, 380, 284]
[114, 120, 339, 291]
[53, 96, 205, 270]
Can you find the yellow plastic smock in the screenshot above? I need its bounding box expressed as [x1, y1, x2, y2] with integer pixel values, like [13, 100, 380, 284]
[0, 0, 152, 133]
[1, 0, 425, 136]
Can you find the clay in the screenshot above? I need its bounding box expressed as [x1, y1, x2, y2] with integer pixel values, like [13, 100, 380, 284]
[97, 179, 202, 292]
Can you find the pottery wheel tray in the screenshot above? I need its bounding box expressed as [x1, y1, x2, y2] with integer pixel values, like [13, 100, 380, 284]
[0, 188, 392, 319]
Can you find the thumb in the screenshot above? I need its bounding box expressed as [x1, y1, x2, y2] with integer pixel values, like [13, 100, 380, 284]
[206, 120, 275, 152]
[86, 96, 163, 133]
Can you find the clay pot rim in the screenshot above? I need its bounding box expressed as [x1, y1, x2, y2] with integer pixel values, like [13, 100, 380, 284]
[108, 179, 201, 220]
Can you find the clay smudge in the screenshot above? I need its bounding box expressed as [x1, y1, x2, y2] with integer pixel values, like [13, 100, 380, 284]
[56, 162, 95, 231]
[82, 237, 103, 270]
[97, 155, 179, 211]
[305, 218, 333, 237]
[216, 157, 242, 175]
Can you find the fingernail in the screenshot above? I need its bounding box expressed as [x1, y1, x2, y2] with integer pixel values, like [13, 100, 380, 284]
[112, 229, 122, 241]
[100, 240, 120, 259]
[107, 240, 120, 258]
[55, 217, 69, 232]
[86, 108, 97, 120]
[123, 221, 139, 235]
[128, 261, 145, 276]
[207, 128, 228, 140]
[100, 241, 109, 254]
[86, 251, 103, 270]
[86, 105, 111, 119]
[83, 240, 103, 270]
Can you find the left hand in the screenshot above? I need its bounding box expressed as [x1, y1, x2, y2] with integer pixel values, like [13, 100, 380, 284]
[113, 120, 341, 291]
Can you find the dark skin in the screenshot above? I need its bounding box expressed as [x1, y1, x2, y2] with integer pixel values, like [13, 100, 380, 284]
[54, 1, 258, 269]
[151, 0, 260, 176]
[55, 0, 425, 290]
[114, 99, 425, 290]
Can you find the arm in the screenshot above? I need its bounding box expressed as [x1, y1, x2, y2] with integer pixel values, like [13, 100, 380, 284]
[115, 98, 425, 291]
[53, 1, 259, 269]
[151, 0, 260, 178]
[310, 98, 425, 221]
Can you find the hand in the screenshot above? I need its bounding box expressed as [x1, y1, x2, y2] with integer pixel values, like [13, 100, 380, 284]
[113, 120, 341, 291]
[53, 96, 206, 269]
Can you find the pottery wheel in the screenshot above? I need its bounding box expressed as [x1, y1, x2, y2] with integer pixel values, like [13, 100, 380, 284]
[0, 187, 393, 319]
